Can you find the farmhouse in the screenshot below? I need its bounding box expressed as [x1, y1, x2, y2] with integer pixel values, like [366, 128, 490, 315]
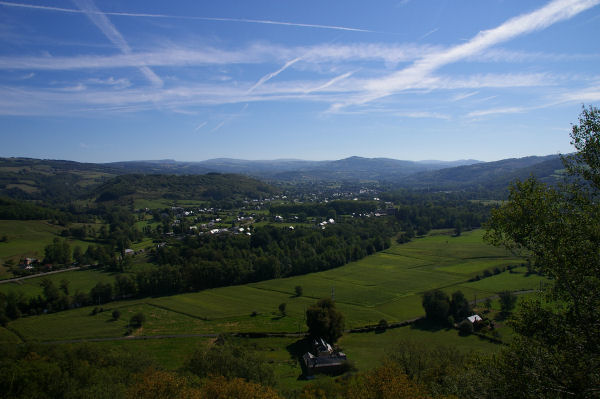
[302, 338, 348, 375]
[20, 257, 38, 269]
[467, 314, 482, 323]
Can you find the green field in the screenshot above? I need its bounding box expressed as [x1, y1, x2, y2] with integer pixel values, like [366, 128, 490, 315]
[76, 320, 505, 392]
[0, 268, 118, 297]
[4, 229, 546, 343]
[0, 220, 93, 274]
[1, 228, 550, 393]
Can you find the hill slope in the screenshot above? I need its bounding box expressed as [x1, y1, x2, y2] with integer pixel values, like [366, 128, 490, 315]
[93, 173, 276, 202]
[399, 155, 564, 189]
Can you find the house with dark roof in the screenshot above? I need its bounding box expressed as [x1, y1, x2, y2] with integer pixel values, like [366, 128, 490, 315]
[302, 338, 348, 376]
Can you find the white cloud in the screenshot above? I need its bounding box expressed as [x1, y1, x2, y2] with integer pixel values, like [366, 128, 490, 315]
[72, 0, 163, 86]
[420, 28, 438, 40]
[86, 76, 131, 88]
[0, 1, 373, 32]
[556, 85, 600, 102]
[467, 106, 530, 118]
[451, 91, 479, 101]
[248, 57, 302, 93]
[332, 0, 600, 109]
[305, 72, 354, 94]
[0, 42, 436, 71]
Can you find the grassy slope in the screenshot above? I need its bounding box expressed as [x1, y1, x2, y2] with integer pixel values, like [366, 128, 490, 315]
[5, 229, 546, 343]
[1, 228, 550, 393]
[0, 220, 94, 277]
[0, 268, 117, 297]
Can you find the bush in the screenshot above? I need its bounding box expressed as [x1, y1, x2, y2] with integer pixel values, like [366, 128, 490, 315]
[278, 302, 286, 316]
[294, 285, 303, 297]
[112, 309, 121, 320]
[377, 319, 389, 330]
[185, 342, 275, 386]
[458, 319, 474, 335]
[498, 290, 517, 314]
[130, 312, 145, 328]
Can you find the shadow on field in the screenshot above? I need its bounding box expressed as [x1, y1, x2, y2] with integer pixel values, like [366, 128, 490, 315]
[286, 337, 312, 360]
[409, 318, 451, 332]
[286, 337, 312, 380]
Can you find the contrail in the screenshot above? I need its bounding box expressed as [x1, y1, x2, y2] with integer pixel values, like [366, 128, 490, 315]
[247, 57, 302, 93]
[71, 0, 163, 86]
[0, 1, 374, 32]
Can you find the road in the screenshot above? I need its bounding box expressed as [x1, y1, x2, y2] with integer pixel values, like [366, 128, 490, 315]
[0, 266, 86, 284]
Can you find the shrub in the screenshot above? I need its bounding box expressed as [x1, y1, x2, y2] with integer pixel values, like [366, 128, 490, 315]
[498, 290, 517, 314]
[377, 319, 389, 330]
[130, 312, 146, 328]
[422, 290, 450, 323]
[112, 309, 121, 320]
[458, 319, 474, 335]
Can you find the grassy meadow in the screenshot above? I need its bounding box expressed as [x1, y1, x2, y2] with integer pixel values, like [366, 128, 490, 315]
[0, 220, 94, 278]
[0, 228, 550, 391]
[3, 228, 546, 343]
[0, 268, 117, 298]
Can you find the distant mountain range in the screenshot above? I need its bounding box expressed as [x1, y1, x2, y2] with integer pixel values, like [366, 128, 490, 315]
[106, 156, 484, 182]
[0, 154, 566, 202]
[399, 154, 565, 189]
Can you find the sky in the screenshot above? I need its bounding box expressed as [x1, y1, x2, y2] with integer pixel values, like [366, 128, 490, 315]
[0, 0, 599, 163]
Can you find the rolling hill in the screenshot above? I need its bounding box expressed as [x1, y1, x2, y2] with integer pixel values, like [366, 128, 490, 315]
[0, 154, 567, 202]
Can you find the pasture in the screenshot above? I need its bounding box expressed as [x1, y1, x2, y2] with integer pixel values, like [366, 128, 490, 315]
[1, 228, 550, 392]
[4, 228, 546, 343]
[0, 220, 92, 267]
[0, 268, 117, 298]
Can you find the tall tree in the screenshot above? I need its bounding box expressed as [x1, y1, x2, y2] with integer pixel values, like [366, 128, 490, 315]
[306, 298, 345, 343]
[484, 106, 600, 398]
[422, 290, 450, 323]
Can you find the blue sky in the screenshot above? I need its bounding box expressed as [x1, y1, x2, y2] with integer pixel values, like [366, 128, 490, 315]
[1, 0, 599, 163]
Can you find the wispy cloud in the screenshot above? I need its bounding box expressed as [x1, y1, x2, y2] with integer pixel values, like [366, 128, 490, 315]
[466, 84, 600, 118]
[420, 28, 438, 40]
[194, 121, 207, 131]
[248, 57, 302, 93]
[305, 71, 354, 94]
[467, 106, 530, 118]
[0, 42, 436, 71]
[395, 111, 450, 119]
[0, 70, 567, 117]
[210, 104, 249, 133]
[0, 1, 373, 32]
[210, 121, 225, 132]
[555, 85, 600, 102]
[71, 0, 162, 86]
[332, 0, 600, 110]
[451, 91, 479, 101]
[86, 76, 131, 88]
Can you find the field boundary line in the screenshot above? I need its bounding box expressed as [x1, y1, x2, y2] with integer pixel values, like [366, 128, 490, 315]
[0, 266, 85, 284]
[144, 302, 209, 321]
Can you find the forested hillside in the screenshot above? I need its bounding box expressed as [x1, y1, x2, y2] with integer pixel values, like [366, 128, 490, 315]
[398, 155, 564, 192]
[93, 173, 276, 202]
